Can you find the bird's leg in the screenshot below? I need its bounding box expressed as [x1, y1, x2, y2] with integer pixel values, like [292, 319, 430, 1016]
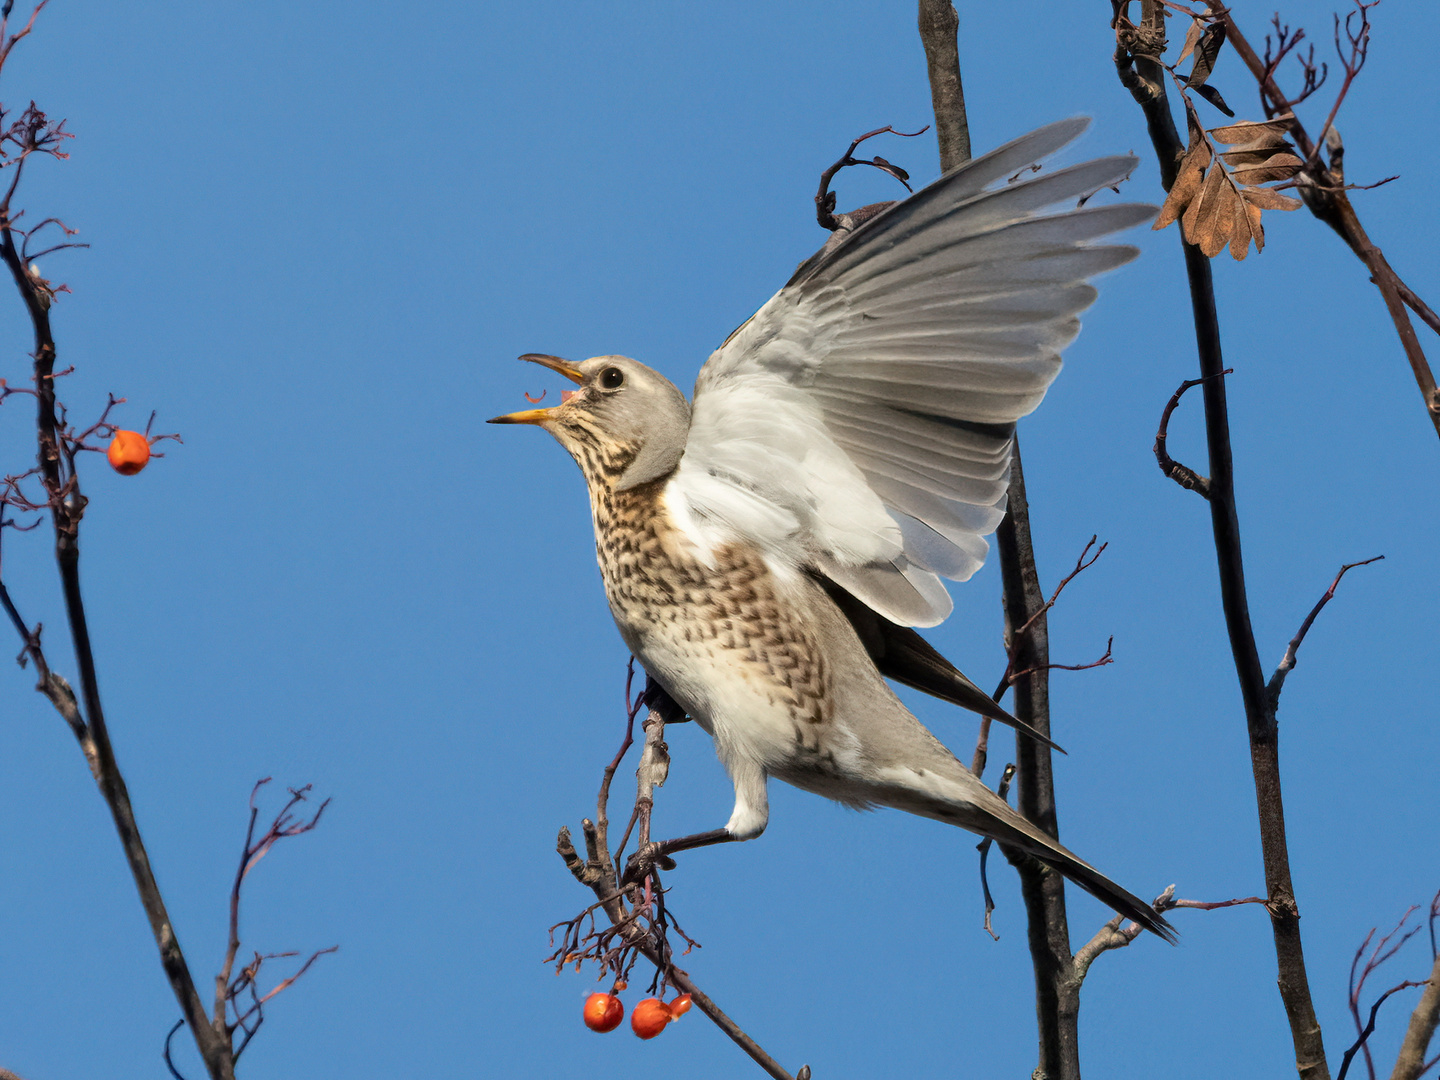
[623, 828, 737, 884]
[623, 740, 764, 882]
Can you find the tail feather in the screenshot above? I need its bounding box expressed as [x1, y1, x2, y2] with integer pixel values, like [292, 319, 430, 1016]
[979, 808, 1177, 943]
[871, 758, 1176, 941]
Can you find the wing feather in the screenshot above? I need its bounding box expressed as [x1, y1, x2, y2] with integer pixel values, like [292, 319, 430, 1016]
[667, 119, 1153, 625]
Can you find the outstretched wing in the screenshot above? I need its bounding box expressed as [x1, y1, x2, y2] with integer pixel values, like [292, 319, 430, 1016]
[667, 118, 1152, 627]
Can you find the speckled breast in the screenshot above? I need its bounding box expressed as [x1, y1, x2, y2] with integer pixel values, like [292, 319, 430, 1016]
[587, 479, 833, 738]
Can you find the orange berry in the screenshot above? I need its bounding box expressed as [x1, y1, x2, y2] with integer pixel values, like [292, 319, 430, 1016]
[582, 992, 624, 1033]
[107, 430, 150, 475]
[630, 997, 671, 1040]
[667, 994, 692, 1018]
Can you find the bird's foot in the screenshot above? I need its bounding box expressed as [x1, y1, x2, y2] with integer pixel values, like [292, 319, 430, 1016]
[621, 828, 736, 884]
[622, 842, 677, 885]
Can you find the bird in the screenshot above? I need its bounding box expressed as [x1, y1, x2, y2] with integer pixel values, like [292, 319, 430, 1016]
[491, 118, 1174, 940]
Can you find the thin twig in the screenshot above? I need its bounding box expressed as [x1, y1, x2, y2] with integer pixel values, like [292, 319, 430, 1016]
[1013, 536, 1107, 642]
[1266, 556, 1383, 712]
[1307, 2, 1375, 169]
[814, 125, 928, 231]
[970, 715, 992, 779]
[1212, 2, 1440, 440]
[163, 1019, 189, 1080]
[1154, 370, 1233, 498]
[1348, 911, 1424, 1080]
[1338, 981, 1427, 1080]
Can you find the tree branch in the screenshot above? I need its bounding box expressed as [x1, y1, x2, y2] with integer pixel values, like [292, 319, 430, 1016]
[0, 20, 233, 1074]
[1391, 950, 1440, 1080]
[0, 236, 233, 1080]
[1115, 4, 1332, 1077]
[1267, 557, 1383, 712]
[917, 0, 970, 170]
[996, 444, 1080, 1079]
[919, 6, 1090, 1075]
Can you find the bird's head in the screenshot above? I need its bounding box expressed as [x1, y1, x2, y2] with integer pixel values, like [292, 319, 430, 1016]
[489, 354, 692, 492]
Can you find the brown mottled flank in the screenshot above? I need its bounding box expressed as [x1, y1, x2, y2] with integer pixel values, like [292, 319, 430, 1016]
[568, 420, 832, 744]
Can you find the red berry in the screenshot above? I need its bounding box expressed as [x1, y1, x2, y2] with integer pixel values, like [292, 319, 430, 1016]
[667, 994, 692, 1018]
[107, 430, 150, 475]
[630, 997, 671, 1039]
[583, 992, 624, 1033]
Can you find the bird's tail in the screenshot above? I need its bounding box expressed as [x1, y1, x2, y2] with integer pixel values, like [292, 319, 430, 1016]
[973, 801, 1177, 943]
[872, 757, 1176, 941]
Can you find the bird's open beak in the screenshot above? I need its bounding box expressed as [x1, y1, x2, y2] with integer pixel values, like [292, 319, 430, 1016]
[487, 354, 585, 425]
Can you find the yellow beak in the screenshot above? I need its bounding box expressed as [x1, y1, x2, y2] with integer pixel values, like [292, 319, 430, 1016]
[487, 354, 585, 425]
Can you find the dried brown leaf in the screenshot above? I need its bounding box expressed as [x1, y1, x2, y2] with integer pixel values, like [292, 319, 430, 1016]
[1220, 132, 1294, 165]
[1187, 23, 1227, 88]
[1229, 191, 1264, 259]
[1209, 114, 1296, 144]
[1202, 175, 1241, 258]
[1241, 185, 1304, 211]
[1182, 160, 1236, 257]
[1178, 18, 1204, 63]
[1154, 140, 1212, 231]
[1231, 153, 1304, 184]
[1192, 83, 1235, 117]
[1180, 159, 1219, 241]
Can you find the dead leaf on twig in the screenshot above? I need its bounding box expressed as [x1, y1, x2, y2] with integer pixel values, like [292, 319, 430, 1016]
[1209, 116, 1296, 145]
[1153, 112, 1304, 260]
[1155, 136, 1210, 232]
[1241, 185, 1303, 212]
[1191, 83, 1235, 117]
[1230, 192, 1264, 260]
[1177, 18, 1205, 65]
[1184, 164, 1235, 258]
[1186, 23, 1226, 88]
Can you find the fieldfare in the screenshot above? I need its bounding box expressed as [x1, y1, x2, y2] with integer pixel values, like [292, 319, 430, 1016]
[492, 119, 1174, 939]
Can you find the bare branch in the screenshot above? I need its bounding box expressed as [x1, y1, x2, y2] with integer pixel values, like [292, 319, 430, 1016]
[1392, 929, 1440, 1080]
[814, 125, 928, 231]
[1013, 536, 1107, 642]
[1154, 369, 1233, 498]
[0, 1, 46, 78]
[0, 55, 233, 1080]
[917, 0, 970, 169]
[1267, 556, 1383, 711]
[970, 716, 992, 779]
[215, 780, 330, 1036]
[1116, 4, 1331, 1075]
[1348, 909, 1425, 1080]
[1396, 280, 1440, 340]
[1212, 2, 1440, 440]
[1340, 982, 1427, 1080]
[1172, 894, 1269, 912]
[1309, 1, 1377, 169]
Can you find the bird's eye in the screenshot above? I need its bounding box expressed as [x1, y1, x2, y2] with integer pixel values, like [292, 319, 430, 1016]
[600, 367, 625, 390]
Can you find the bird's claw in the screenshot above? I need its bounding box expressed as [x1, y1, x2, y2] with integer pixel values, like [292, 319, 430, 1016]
[622, 842, 677, 884]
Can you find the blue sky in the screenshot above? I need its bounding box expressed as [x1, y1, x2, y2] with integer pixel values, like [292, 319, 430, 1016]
[1, 2, 1437, 1077]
